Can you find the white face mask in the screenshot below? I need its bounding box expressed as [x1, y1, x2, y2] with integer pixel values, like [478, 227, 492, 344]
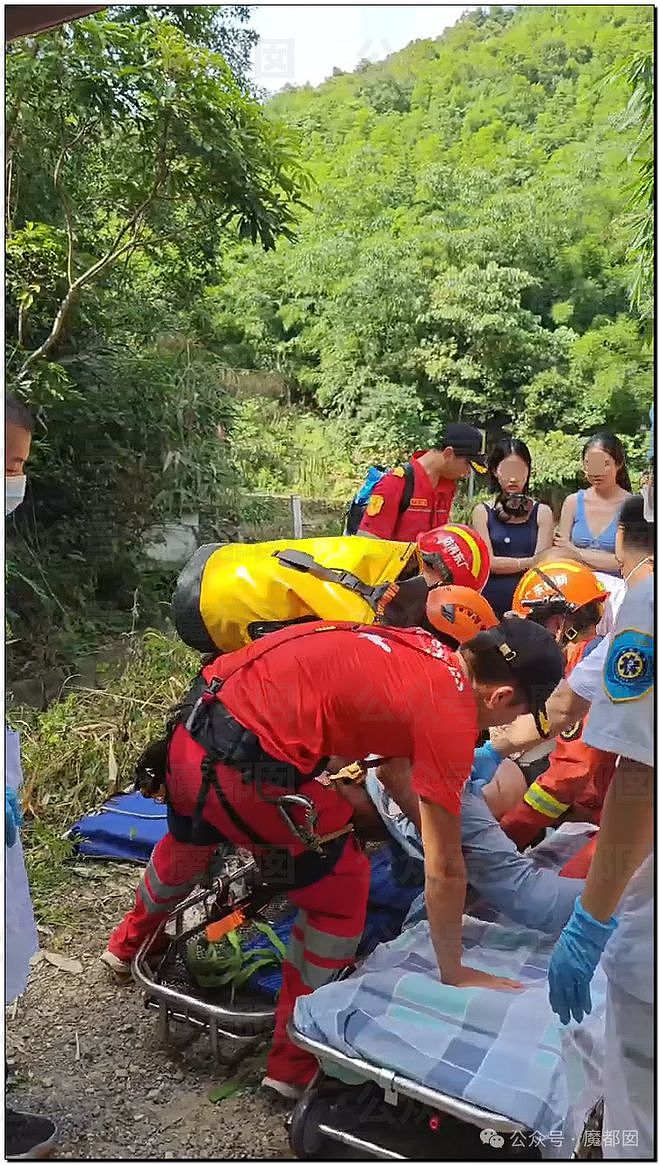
[641, 480, 654, 524]
[5, 474, 26, 516]
[624, 555, 653, 585]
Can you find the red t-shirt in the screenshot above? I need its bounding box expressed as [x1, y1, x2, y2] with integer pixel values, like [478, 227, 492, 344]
[214, 622, 478, 815]
[357, 451, 456, 542]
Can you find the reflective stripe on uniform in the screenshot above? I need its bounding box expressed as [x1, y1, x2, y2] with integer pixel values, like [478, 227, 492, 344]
[285, 910, 361, 990]
[144, 855, 197, 901]
[138, 861, 201, 915]
[524, 781, 570, 820]
[138, 881, 174, 916]
[296, 909, 360, 961]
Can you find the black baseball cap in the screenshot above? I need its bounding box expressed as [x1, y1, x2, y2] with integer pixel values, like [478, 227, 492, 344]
[470, 615, 565, 736]
[440, 422, 487, 473]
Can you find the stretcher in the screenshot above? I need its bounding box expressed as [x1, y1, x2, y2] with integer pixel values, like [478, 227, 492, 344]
[286, 827, 607, 1161]
[132, 844, 421, 1066]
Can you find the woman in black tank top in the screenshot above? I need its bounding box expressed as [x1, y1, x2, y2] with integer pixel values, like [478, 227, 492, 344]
[472, 438, 554, 617]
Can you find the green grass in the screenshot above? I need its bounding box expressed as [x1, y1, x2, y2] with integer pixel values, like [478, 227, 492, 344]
[8, 628, 198, 922]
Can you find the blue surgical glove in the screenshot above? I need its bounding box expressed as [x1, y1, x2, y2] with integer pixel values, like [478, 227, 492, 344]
[468, 740, 503, 793]
[548, 896, 617, 1025]
[5, 787, 23, 848]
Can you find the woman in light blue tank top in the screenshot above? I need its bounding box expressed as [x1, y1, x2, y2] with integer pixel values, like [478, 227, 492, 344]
[555, 431, 632, 576]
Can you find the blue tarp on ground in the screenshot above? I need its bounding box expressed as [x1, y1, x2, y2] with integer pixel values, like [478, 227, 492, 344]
[68, 790, 169, 863]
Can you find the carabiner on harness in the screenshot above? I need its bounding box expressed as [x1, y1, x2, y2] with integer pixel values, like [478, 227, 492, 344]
[275, 794, 325, 855]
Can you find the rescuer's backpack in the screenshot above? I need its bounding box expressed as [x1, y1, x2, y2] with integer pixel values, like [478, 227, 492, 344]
[343, 463, 415, 535]
[173, 535, 421, 655]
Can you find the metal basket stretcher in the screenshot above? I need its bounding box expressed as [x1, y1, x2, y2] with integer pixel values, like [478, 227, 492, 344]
[132, 850, 281, 1064]
[131, 841, 422, 1067]
[132, 833, 605, 1160]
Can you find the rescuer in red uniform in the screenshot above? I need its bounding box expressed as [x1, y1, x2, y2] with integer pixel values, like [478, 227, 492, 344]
[105, 614, 562, 1097]
[498, 559, 616, 870]
[357, 423, 487, 541]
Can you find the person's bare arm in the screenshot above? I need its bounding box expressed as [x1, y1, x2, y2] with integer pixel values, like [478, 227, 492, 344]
[581, 759, 653, 923]
[557, 493, 577, 542]
[571, 546, 621, 574]
[546, 680, 591, 733]
[472, 502, 534, 575]
[419, 798, 521, 990]
[489, 681, 591, 757]
[534, 503, 554, 554]
[377, 758, 420, 830]
[471, 504, 495, 560]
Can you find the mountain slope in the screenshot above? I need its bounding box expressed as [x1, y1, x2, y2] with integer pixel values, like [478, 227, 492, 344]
[211, 5, 653, 487]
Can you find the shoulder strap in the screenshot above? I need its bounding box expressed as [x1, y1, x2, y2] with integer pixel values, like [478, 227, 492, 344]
[398, 463, 415, 516]
[272, 548, 391, 611]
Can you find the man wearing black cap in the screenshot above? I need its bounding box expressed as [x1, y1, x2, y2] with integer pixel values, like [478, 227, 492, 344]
[104, 610, 562, 1099]
[358, 422, 487, 542]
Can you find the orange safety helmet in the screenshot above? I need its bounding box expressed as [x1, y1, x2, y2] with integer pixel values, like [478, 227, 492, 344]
[426, 585, 498, 647]
[512, 560, 609, 640]
[417, 524, 490, 592]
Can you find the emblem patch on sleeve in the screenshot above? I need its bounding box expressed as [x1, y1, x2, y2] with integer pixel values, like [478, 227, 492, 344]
[560, 720, 583, 742]
[366, 494, 385, 517]
[603, 628, 654, 703]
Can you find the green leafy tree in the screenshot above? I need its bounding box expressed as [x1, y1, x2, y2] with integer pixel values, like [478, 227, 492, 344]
[5, 7, 308, 666]
[417, 263, 572, 425]
[612, 50, 654, 319]
[6, 11, 308, 379]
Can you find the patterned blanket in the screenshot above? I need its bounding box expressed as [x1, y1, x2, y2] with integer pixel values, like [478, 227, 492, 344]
[293, 826, 606, 1147]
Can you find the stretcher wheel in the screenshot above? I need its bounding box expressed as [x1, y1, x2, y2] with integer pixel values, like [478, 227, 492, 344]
[288, 1092, 331, 1160]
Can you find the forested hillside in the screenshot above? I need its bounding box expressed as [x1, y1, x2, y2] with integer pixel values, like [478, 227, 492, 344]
[5, 5, 654, 669]
[220, 5, 653, 493]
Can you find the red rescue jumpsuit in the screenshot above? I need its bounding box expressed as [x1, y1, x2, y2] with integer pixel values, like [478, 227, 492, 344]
[357, 451, 456, 541]
[108, 622, 478, 1088]
[499, 640, 616, 855]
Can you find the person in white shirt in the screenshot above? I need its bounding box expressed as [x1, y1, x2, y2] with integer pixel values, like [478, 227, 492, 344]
[5, 396, 59, 1160]
[567, 495, 653, 707]
[547, 492, 654, 1158]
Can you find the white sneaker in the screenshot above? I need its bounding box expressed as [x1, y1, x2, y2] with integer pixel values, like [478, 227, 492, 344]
[99, 949, 133, 982]
[261, 1076, 305, 1102]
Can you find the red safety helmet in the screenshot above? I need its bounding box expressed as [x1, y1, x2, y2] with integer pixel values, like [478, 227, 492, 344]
[426, 585, 498, 647]
[417, 524, 490, 592]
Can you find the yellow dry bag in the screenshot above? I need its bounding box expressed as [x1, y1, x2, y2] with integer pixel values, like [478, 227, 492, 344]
[173, 536, 421, 654]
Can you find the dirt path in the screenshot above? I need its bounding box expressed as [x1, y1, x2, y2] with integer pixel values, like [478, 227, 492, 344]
[6, 865, 291, 1160]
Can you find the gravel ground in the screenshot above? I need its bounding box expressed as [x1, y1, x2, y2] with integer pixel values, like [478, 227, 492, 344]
[6, 864, 292, 1160]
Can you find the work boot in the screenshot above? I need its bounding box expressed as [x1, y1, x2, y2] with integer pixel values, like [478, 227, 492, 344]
[5, 1109, 58, 1160]
[99, 949, 133, 983]
[261, 1075, 306, 1103]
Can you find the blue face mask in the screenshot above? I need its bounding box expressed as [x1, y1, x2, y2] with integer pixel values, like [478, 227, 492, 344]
[5, 474, 26, 516]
